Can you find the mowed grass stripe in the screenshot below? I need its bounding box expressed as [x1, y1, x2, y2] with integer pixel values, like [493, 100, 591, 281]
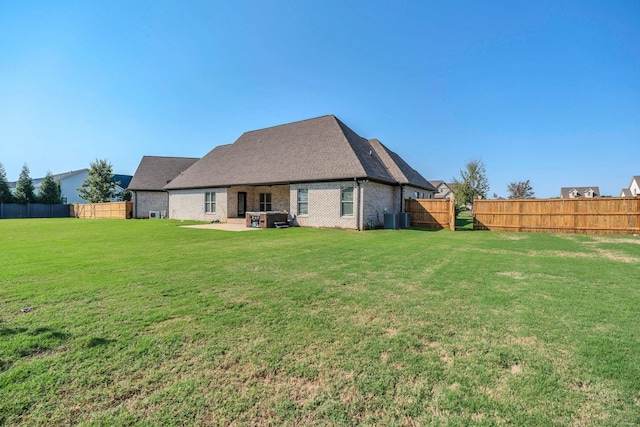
[1, 219, 639, 426]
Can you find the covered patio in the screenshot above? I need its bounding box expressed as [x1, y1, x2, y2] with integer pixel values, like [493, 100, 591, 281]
[226, 184, 290, 220]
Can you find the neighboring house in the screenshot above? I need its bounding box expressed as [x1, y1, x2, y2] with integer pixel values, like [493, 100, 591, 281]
[112, 174, 133, 201]
[9, 169, 88, 204]
[620, 176, 640, 197]
[128, 156, 200, 218]
[560, 187, 600, 199]
[163, 115, 436, 230]
[431, 180, 454, 199]
[9, 169, 132, 204]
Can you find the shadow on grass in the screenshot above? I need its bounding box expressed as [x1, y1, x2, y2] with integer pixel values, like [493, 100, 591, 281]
[455, 212, 475, 231]
[86, 337, 116, 348]
[0, 359, 12, 372]
[405, 227, 442, 232]
[0, 327, 28, 336]
[2, 326, 72, 360]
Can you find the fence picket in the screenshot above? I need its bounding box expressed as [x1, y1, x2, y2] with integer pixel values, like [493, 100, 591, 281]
[404, 199, 455, 230]
[473, 197, 640, 235]
[71, 202, 133, 219]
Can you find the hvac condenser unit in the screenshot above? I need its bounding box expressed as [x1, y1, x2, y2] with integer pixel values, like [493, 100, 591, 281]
[149, 211, 160, 219]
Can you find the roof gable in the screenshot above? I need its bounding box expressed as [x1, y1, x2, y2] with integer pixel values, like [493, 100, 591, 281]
[51, 169, 89, 182]
[129, 156, 199, 191]
[165, 115, 430, 190]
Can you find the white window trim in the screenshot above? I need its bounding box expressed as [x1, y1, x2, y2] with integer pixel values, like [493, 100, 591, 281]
[297, 188, 308, 216]
[341, 187, 354, 217]
[205, 191, 216, 213]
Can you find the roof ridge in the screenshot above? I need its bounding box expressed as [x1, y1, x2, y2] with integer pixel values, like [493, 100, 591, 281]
[333, 118, 395, 182]
[241, 115, 336, 136]
[141, 155, 200, 160]
[368, 138, 436, 191]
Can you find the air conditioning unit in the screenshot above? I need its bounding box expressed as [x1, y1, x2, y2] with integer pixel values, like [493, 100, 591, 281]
[149, 211, 160, 219]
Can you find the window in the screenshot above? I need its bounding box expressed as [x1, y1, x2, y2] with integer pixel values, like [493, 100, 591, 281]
[297, 189, 308, 215]
[341, 187, 354, 216]
[259, 193, 272, 211]
[205, 192, 216, 213]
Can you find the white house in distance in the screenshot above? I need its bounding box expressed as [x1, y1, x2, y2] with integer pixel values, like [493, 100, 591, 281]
[162, 115, 436, 230]
[9, 169, 131, 204]
[620, 176, 640, 197]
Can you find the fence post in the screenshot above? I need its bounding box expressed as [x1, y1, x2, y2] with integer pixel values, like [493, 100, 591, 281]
[449, 198, 455, 231]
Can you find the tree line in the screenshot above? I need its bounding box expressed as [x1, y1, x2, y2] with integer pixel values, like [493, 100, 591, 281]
[451, 159, 535, 211]
[0, 159, 125, 204]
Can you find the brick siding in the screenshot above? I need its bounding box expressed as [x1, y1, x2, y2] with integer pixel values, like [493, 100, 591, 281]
[362, 181, 395, 228]
[290, 182, 359, 229]
[168, 188, 228, 222]
[227, 185, 289, 217]
[168, 182, 434, 229]
[132, 191, 168, 218]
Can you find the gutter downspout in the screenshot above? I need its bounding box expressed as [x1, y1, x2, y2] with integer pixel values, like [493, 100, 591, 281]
[133, 191, 138, 218]
[400, 185, 404, 213]
[355, 179, 362, 231]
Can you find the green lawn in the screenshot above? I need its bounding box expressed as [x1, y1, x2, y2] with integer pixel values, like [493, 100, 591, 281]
[455, 210, 474, 230]
[1, 219, 639, 426]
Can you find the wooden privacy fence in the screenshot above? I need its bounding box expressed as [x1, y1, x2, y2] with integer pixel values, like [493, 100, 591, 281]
[404, 198, 455, 230]
[473, 197, 640, 235]
[71, 202, 133, 219]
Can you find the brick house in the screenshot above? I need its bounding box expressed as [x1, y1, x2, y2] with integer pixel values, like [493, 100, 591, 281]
[128, 156, 199, 218]
[163, 115, 435, 230]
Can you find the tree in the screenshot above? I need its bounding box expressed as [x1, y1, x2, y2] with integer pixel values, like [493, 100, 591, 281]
[38, 171, 63, 204]
[78, 159, 119, 203]
[507, 180, 535, 199]
[451, 159, 489, 210]
[0, 162, 13, 203]
[14, 163, 36, 204]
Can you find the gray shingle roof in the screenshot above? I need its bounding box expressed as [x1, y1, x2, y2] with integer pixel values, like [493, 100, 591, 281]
[128, 156, 199, 191]
[112, 174, 132, 189]
[368, 139, 435, 190]
[560, 187, 601, 198]
[165, 115, 433, 191]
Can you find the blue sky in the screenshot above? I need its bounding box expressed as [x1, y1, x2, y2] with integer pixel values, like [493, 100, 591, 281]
[1, 1, 638, 198]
